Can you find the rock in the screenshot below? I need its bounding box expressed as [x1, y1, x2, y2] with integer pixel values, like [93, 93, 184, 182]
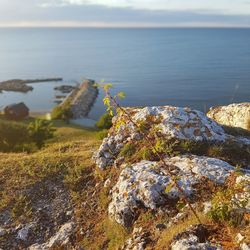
[93, 106, 227, 169]
[108, 155, 236, 227]
[17, 224, 33, 241]
[104, 178, 111, 188]
[54, 85, 76, 93]
[171, 224, 222, 250]
[203, 201, 212, 214]
[171, 234, 221, 250]
[122, 227, 149, 250]
[236, 233, 245, 243]
[155, 223, 166, 231]
[29, 222, 74, 249]
[166, 212, 187, 228]
[0, 227, 6, 237]
[207, 103, 250, 131]
[167, 155, 235, 184]
[241, 243, 250, 250]
[235, 175, 250, 210]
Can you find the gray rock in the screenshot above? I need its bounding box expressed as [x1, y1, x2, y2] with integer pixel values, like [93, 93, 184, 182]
[108, 155, 243, 227]
[0, 227, 6, 237]
[29, 222, 74, 249]
[207, 103, 250, 130]
[94, 106, 228, 169]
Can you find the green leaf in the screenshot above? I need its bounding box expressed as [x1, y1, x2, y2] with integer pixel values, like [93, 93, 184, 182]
[117, 92, 126, 99]
[103, 83, 113, 91]
[176, 200, 186, 210]
[165, 183, 174, 193]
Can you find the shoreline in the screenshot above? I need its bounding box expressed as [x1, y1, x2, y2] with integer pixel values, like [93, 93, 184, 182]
[0, 78, 63, 93]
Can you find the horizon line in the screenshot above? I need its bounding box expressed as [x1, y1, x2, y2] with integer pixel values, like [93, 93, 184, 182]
[0, 25, 250, 29]
[0, 21, 250, 29]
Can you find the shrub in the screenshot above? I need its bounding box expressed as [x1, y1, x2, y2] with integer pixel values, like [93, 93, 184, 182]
[51, 99, 73, 121]
[95, 113, 113, 129]
[28, 119, 55, 149]
[0, 120, 30, 152]
[208, 174, 249, 227]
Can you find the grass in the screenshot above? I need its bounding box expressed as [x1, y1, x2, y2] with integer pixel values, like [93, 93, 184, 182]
[0, 114, 249, 249]
[0, 116, 130, 249]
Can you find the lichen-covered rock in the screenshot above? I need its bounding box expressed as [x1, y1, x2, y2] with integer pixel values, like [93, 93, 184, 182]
[109, 155, 236, 227]
[171, 225, 222, 250]
[29, 222, 74, 250]
[122, 227, 149, 250]
[93, 106, 227, 169]
[17, 224, 34, 241]
[236, 175, 250, 210]
[171, 235, 220, 250]
[207, 103, 250, 131]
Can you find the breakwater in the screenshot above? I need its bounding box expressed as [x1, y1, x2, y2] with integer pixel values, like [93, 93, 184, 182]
[0, 78, 63, 92]
[61, 79, 98, 119]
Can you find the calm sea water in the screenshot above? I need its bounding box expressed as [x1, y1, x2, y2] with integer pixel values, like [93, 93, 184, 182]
[0, 28, 249, 119]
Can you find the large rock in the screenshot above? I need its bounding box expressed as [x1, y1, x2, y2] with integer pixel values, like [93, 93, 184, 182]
[108, 155, 236, 227]
[93, 106, 227, 169]
[207, 103, 250, 131]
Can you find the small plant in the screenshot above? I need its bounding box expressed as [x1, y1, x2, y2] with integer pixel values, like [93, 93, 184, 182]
[96, 82, 202, 224]
[96, 112, 113, 129]
[28, 119, 55, 149]
[208, 174, 249, 227]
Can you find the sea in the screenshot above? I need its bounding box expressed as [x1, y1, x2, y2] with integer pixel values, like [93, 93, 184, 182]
[0, 28, 249, 120]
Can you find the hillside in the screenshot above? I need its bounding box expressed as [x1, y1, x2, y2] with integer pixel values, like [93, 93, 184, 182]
[0, 103, 250, 249]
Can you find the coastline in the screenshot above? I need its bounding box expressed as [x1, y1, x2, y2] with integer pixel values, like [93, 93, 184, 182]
[0, 78, 63, 93]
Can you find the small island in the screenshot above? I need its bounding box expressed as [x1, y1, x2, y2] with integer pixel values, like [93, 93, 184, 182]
[0, 78, 63, 93]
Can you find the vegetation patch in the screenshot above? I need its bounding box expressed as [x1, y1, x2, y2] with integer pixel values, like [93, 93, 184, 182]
[51, 99, 73, 121]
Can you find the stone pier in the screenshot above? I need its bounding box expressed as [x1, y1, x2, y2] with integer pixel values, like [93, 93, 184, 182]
[61, 79, 98, 119]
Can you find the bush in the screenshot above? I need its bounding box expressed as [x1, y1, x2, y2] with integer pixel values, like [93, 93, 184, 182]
[28, 119, 55, 149]
[0, 120, 30, 152]
[0, 118, 55, 152]
[208, 174, 249, 227]
[96, 113, 113, 129]
[51, 99, 73, 121]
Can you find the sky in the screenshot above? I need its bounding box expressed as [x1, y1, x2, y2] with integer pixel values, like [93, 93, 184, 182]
[0, 0, 250, 27]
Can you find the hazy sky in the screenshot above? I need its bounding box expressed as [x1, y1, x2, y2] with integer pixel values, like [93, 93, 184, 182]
[0, 0, 250, 27]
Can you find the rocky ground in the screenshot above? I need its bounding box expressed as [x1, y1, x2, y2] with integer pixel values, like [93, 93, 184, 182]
[93, 103, 250, 249]
[0, 102, 249, 249]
